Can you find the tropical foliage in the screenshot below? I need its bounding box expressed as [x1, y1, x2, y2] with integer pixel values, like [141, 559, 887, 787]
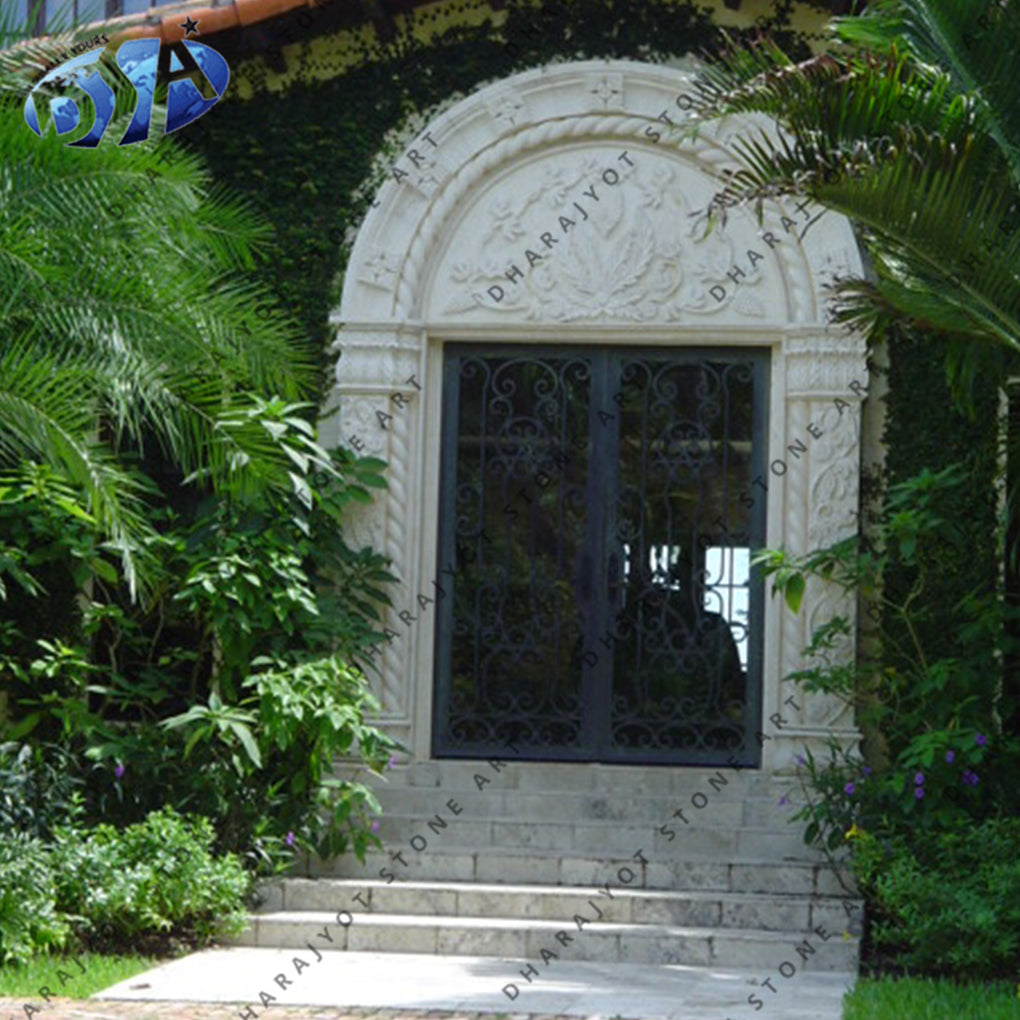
[685, 0, 1020, 362]
[849, 817, 1020, 977]
[761, 464, 1020, 843]
[760, 459, 1020, 976]
[0, 806, 250, 965]
[0, 6, 401, 957]
[0, 39, 318, 594]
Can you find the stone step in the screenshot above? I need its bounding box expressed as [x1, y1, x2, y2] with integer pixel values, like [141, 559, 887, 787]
[230, 909, 859, 970]
[378, 761, 779, 798]
[369, 814, 809, 857]
[259, 878, 861, 933]
[306, 846, 844, 895]
[361, 786, 801, 826]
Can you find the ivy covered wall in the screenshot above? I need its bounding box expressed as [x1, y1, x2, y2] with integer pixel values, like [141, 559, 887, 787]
[878, 326, 1002, 665]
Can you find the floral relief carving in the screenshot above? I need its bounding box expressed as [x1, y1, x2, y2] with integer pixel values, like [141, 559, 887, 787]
[804, 594, 856, 734]
[809, 460, 860, 550]
[357, 249, 400, 291]
[815, 243, 859, 294]
[589, 72, 624, 109]
[442, 156, 776, 322]
[334, 399, 388, 551]
[344, 503, 383, 553]
[809, 405, 862, 551]
[406, 154, 449, 198]
[784, 338, 868, 394]
[341, 397, 389, 458]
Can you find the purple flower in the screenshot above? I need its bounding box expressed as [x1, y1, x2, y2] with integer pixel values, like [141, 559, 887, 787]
[371, 820, 380, 833]
[945, 751, 955, 763]
[795, 754, 807, 767]
[844, 782, 855, 796]
[914, 772, 924, 786]
[778, 796, 789, 806]
[113, 764, 125, 779]
[962, 770, 980, 786]
[285, 831, 295, 846]
[975, 733, 988, 746]
[387, 756, 397, 769]
[915, 787, 924, 799]
[862, 766, 872, 776]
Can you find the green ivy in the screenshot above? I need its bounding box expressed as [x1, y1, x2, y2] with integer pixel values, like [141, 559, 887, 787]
[879, 325, 1001, 669]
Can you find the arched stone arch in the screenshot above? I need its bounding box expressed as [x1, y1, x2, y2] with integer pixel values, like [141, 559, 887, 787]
[325, 58, 866, 766]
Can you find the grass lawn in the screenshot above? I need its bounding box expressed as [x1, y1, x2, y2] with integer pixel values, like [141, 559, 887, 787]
[845, 977, 1020, 1019]
[0, 953, 161, 999]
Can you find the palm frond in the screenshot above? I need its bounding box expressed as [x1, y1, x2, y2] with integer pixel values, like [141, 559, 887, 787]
[838, 0, 1020, 189]
[0, 339, 156, 596]
[685, 7, 1020, 352]
[0, 15, 326, 599]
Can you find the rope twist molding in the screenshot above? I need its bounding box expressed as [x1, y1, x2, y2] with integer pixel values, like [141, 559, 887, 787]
[338, 61, 859, 328]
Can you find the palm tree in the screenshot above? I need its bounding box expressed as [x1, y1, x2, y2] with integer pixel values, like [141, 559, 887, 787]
[0, 8, 319, 596]
[681, 0, 1020, 356]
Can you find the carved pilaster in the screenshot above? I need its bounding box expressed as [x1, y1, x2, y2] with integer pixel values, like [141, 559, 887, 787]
[771, 335, 868, 766]
[332, 330, 425, 726]
[485, 87, 529, 128]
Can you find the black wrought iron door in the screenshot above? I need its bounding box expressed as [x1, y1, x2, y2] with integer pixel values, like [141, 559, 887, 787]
[432, 345, 768, 765]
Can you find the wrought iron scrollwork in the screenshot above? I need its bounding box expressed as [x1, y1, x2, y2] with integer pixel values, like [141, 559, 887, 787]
[434, 346, 766, 764]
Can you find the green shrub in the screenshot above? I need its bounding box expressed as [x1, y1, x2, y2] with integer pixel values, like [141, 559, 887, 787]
[50, 807, 250, 951]
[851, 819, 1020, 978]
[762, 465, 1020, 858]
[2, 440, 401, 876]
[0, 833, 69, 965]
[789, 728, 1016, 857]
[763, 463, 1020, 979]
[0, 740, 84, 839]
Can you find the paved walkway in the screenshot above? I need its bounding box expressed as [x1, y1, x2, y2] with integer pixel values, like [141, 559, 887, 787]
[6, 1006, 505, 1020]
[71, 948, 853, 1020]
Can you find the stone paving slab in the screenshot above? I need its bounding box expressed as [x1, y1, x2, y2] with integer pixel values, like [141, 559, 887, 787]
[5, 1004, 505, 1020]
[76, 947, 853, 1020]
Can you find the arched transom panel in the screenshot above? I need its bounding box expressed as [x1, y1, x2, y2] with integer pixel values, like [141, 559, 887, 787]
[339, 59, 862, 331]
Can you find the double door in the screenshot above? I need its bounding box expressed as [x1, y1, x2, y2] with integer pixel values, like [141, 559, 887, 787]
[432, 344, 768, 765]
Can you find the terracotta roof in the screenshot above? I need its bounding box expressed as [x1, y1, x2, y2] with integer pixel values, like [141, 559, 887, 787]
[110, 0, 339, 45]
[65, 0, 863, 48]
[38, 0, 453, 48]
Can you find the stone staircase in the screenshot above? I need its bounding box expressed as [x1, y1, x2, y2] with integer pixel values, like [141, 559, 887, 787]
[233, 760, 861, 975]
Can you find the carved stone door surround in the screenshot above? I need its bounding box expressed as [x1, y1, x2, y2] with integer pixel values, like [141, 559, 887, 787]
[323, 58, 868, 770]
